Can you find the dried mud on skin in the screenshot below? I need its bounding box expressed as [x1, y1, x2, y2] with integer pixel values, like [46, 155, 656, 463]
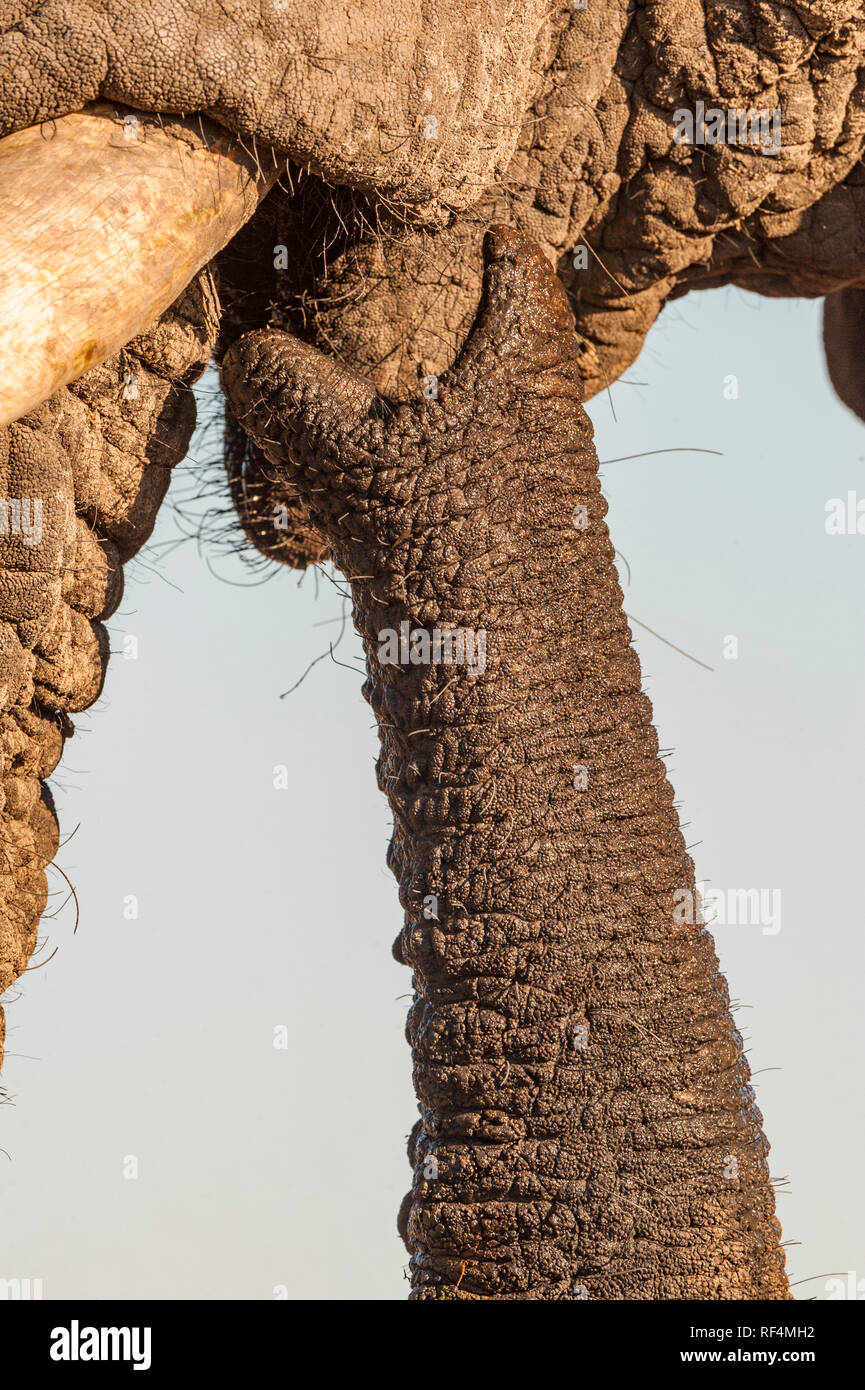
[0, 273, 218, 1068]
[224, 228, 790, 1300]
[3, 0, 861, 1299]
[209, 0, 865, 561]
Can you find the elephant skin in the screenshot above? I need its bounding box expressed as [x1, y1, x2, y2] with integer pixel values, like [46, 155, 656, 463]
[1, 0, 864, 1299]
[223, 228, 789, 1299]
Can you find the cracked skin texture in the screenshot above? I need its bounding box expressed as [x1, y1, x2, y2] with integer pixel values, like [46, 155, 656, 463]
[3, 3, 865, 407]
[223, 228, 790, 1299]
[0, 272, 218, 1068]
[0, 1, 860, 1295]
[3, 4, 865, 556]
[249, 0, 865, 403]
[178, 0, 865, 556]
[0, 0, 551, 223]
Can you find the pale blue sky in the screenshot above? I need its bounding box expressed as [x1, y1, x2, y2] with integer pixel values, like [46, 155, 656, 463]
[1, 284, 862, 1300]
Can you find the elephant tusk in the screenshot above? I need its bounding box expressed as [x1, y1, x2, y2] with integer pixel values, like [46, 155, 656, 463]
[0, 105, 282, 427]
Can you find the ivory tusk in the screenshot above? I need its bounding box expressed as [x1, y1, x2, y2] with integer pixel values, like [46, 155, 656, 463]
[0, 105, 281, 426]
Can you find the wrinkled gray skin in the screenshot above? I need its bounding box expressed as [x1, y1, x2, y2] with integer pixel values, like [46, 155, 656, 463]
[3, 3, 865, 402]
[2, 1, 864, 1299]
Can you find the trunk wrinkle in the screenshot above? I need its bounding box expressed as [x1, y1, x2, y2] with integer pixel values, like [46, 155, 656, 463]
[223, 226, 789, 1301]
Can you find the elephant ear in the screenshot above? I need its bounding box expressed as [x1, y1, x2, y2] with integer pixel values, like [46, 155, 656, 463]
[823, 289, 865, 425]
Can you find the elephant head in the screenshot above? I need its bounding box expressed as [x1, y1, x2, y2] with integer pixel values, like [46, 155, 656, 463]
[1, 1, 863, 1299]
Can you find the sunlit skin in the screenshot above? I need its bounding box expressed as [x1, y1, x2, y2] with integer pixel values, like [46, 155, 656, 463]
[1, 0, 863, 1298]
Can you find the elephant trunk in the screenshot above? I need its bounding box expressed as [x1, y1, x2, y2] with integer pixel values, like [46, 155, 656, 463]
[223, 227, 790, 1300]
[384, 464, 783, 1298]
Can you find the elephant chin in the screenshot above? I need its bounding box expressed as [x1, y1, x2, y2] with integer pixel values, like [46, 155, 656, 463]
[0, 104, 278, 427]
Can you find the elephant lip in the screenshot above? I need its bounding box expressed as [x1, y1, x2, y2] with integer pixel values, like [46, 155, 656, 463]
[0, 103, 280, 427]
